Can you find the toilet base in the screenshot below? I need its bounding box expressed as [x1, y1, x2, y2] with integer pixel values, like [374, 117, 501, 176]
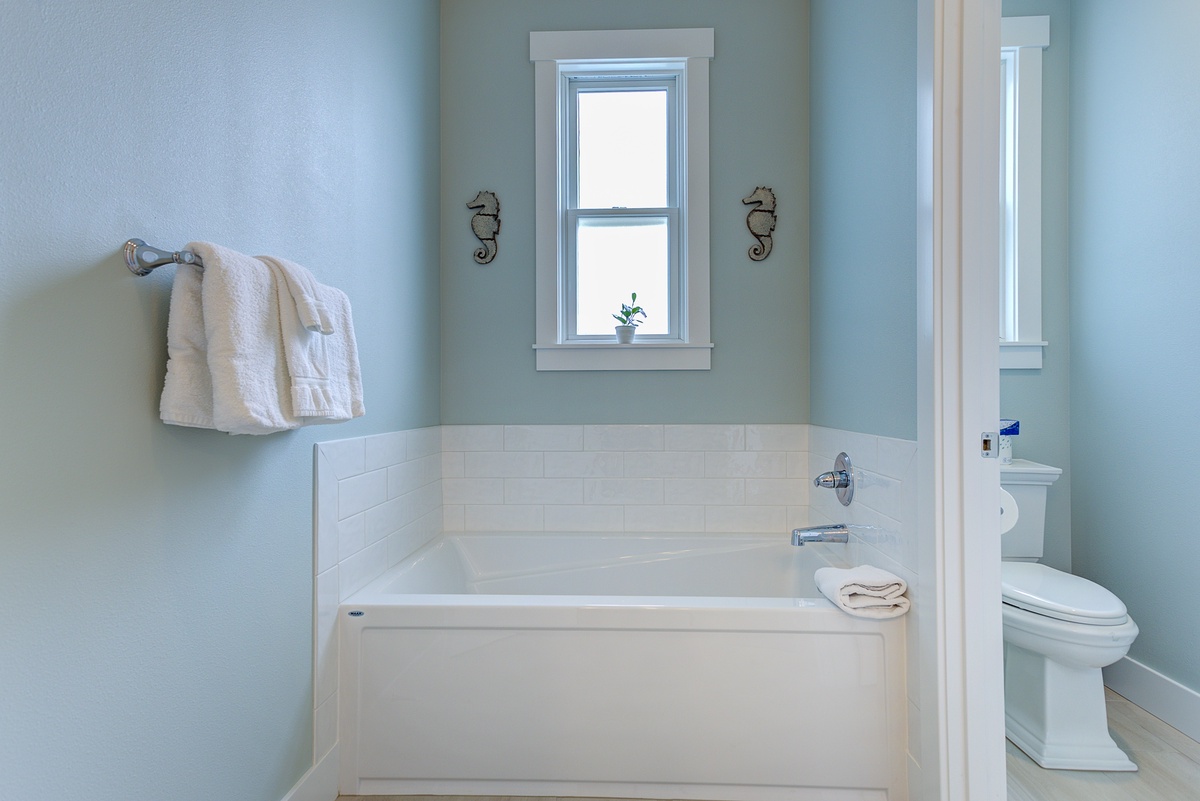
[1004, 641, 1137, 772]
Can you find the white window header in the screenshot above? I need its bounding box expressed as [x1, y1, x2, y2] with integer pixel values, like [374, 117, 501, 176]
[530, 28, 714, 62]
[1001, 16, 1049, 49]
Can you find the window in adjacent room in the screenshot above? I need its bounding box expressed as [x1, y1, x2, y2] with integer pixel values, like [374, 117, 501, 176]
[1000, 16, 1050, 369]
[531, 28, 714, 371]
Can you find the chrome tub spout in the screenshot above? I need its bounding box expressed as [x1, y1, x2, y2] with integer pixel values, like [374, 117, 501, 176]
[791, 524, 850, 546]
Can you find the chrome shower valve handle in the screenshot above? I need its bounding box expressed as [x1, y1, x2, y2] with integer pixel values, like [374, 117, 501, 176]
[814, 470, 851, 489]
[813, 452, 855, 506]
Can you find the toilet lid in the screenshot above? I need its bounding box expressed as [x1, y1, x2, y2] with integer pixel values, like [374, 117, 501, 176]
[1001, 562, 1129, 625]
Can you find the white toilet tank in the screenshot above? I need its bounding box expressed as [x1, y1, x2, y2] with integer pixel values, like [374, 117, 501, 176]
[999, 459, 1062, 561]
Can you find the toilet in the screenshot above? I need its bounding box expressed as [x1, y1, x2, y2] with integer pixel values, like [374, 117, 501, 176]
[999, 459, 1139, 771]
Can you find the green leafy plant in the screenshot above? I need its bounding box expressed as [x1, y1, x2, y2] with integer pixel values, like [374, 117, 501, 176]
[612, 293, 648, 327]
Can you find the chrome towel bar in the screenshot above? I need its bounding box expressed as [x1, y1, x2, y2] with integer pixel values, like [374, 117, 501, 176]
[124, 238, 203, 276]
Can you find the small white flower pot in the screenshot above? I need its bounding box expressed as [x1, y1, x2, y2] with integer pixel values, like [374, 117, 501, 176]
[614, 325, 636, 344]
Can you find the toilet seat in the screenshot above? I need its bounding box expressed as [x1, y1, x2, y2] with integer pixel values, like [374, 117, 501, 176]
[1001, 562, 1128, 626]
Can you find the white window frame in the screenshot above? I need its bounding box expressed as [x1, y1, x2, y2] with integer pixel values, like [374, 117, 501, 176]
[565, 72, 681, 342]
[1000, 16, 1050, 369]
[531, 28, 714, 371]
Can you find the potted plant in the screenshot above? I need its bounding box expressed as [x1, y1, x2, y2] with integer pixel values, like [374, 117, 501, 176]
[612, 293, 647, 343]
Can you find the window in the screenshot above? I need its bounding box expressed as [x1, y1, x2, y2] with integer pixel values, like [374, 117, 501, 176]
[531, 29, 714, 370]
[1000, 16, 1050, 369]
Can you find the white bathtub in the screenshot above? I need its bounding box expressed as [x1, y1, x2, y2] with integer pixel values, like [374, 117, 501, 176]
[338, 533, 908, 801]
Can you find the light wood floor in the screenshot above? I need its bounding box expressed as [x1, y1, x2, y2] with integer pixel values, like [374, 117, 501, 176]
[337, 691, 1200, 801]
[1006, 688, 1200, 800]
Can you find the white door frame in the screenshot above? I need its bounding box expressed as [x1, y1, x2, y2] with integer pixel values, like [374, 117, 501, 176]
[918, 0, 1004, 798]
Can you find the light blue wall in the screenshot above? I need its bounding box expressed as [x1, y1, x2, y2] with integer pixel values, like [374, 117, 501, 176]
[809, 0, 918, 441]
[440, 0, 810, 424]
[999, 0, 1073, 572]
[0, 2, 440, 800]
[1070, 0, 1200, 693]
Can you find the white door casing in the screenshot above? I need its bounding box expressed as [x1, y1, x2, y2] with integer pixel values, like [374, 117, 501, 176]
[917, 0, 1005, 799]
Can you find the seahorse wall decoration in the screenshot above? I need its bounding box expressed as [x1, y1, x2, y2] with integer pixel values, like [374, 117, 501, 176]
[467, 190, 501, 264]
[741, 186, 777, 261]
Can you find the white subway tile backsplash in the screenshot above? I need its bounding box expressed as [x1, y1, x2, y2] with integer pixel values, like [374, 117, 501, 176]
[544, 451, 624, 477]
[811, 425, 879, 467]
[705, 451, 788, 478]
[441, 424, 505, 451]
[786, 506, 809, 531]
[808, 431, 918, 573]
[442, 477, 505, 505]
[624, 451, 706, 478]
[321, 424, 908, 548]
[389, 454, 439, 497]
[386, 455, 424, 497]
[630, 504, 706, 532]
[787, 451, 810, 479]
[663, 424, 746, 451]
[746, 424, 808, 452]
[387, 510, 440, 566]
[442, 503, 465, 531]
[314, 450, 339, 575]
[338, 469, 388, 520]
[504, 477, 584, 505]
[745, 478, 807, 506]
[364, 431, 406, 472]
[466, 451, 544, 478]
[856, 470, 904, 519]
[543, 504, 625, 532]
[664, 477, 745, 506]
[365, 495, 407, 544]
[337, 512, 367, 562]
[338, 539, 387, 601]
[407, 481, 442, 521]
[876, 435, 917, 480]
[504, 424, 583, 451]
[584, 477, 664, 505]
[319, 437, 366, 479]
[439, 451, 465, 479]
[584, 424, 664, 452]
[705, 505, 787, 533]
[464, 504, 544, 531]
[406, 426, 441, 459]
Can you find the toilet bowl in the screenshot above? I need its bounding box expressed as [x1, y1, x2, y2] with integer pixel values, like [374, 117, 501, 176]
[1001, 562, 1139, 771]
[999, 461, 1139, 771]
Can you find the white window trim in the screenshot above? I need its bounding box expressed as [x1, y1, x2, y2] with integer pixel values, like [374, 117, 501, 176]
[1000, 16, 1049, 370]
[531, 28, 714, 371]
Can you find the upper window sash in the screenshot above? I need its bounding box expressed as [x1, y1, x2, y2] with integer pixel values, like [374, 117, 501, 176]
[565, 73, 680, 212]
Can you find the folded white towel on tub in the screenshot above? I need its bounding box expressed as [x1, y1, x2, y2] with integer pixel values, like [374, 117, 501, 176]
[815, 565, 911, 619]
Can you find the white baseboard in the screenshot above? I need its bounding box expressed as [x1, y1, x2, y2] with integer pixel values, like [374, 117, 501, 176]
[1104, 656, 1200, 744]
[279, 746, 338, 801]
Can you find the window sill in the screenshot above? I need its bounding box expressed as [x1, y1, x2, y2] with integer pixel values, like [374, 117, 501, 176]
[534, 341, 713, 371]
[1000, 340, 1047, 370]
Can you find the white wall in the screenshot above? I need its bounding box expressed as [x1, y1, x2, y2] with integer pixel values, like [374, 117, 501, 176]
[0, 2, 440, 800]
